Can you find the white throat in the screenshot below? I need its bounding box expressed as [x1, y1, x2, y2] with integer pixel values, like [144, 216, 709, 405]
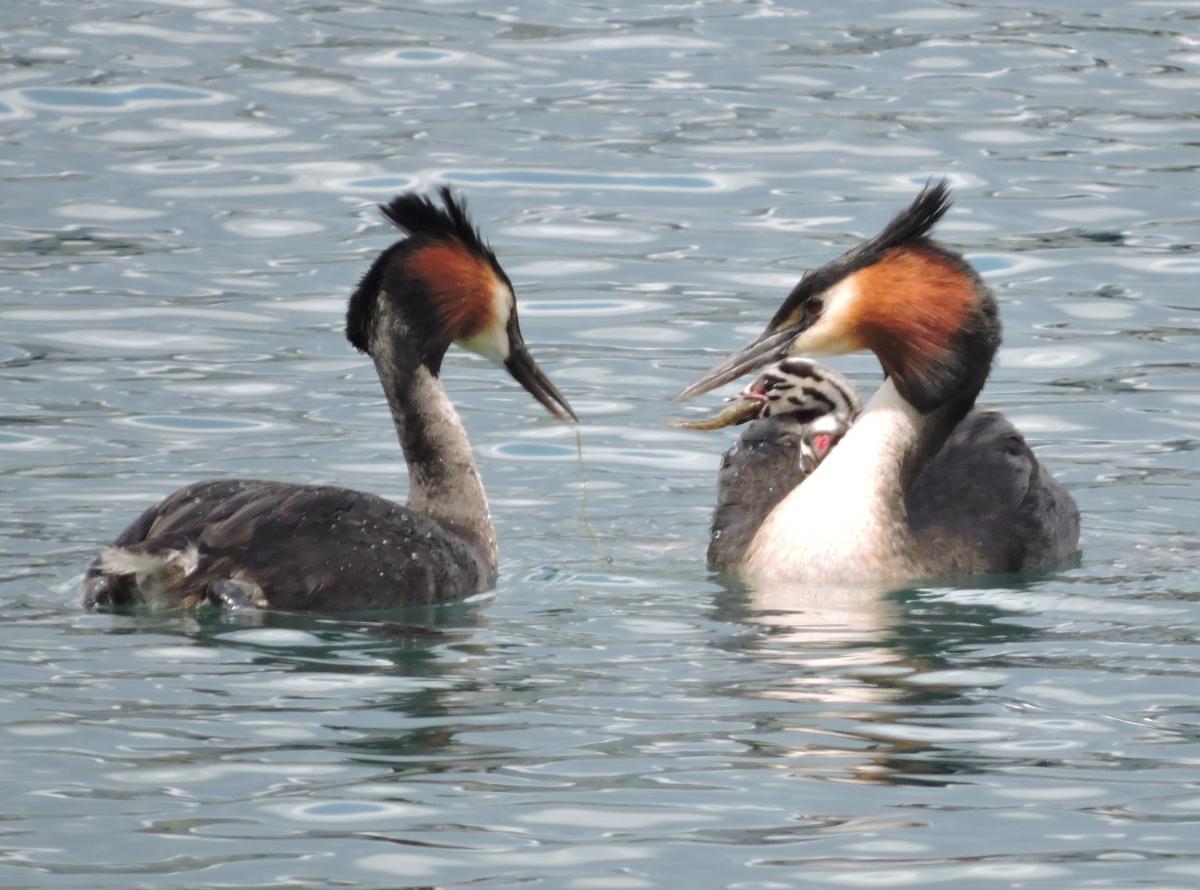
[741, 377, 923, 587]
[458, 282, 513, 365]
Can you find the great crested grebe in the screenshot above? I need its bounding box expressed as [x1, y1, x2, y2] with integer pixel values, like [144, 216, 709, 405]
[694, 358, 861, 572]
[83, 188, 576, 611]
[679, 181, 1079, 587]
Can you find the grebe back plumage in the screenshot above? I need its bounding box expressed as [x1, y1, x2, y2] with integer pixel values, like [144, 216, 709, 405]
[83, 188, 576, 611]
[680, 181, 1079, 586]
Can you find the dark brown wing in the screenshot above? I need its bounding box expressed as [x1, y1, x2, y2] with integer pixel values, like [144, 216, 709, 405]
[908, 411, 1080, 575]
[86, 479, 488, 610]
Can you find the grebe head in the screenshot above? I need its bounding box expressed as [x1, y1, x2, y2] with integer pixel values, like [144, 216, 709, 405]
[347, 187, 576, 421]
[679, 181, 999, 415]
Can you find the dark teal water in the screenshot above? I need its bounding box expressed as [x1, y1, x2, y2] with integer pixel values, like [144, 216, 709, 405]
[2, 1, 1199, 887]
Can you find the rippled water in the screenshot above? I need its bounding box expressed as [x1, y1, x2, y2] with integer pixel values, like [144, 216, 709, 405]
[2, 1, 1199, 886]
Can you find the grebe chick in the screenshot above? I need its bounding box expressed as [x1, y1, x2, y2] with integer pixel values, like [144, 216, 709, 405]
[679, 181, 1079, 587]
[83, 188, 576, 612]
[693, 358, 860, 571]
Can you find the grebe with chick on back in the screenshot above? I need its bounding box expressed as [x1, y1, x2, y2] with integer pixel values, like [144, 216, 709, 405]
[83, 188, 576, 612]
[679, 181, 1079, 587]
[675, 358, 861, 571]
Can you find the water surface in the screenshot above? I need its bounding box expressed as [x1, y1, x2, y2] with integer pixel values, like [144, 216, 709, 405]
[2, 1, 1199, 887]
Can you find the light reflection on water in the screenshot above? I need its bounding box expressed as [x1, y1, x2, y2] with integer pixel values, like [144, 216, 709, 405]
[1, 0, 1199, 887]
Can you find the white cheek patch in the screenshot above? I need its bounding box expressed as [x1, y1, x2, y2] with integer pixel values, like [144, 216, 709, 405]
[458, 282, 512, 365]
[792, 275, 860, 357]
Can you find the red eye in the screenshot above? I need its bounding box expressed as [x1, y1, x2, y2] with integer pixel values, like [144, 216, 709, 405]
[812, 433, 833, 457]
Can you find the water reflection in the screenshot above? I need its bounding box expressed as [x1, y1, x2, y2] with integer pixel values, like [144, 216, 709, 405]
[711, 577, 1049, 787]
[78, 607, 468, 783]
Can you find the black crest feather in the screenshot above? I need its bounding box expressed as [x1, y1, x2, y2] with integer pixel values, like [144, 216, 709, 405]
[853, 178, 952, 267]
[767, 179, 954, 332]
[346, 187, 500, 355]
[377, 186, 496, 264]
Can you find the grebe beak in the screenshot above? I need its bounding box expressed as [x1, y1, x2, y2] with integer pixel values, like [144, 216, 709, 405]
[504, 324, 578, 422]
[676, 323, 804, 401]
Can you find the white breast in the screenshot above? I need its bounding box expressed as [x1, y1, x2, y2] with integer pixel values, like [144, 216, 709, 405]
[740, 379, 922, 588]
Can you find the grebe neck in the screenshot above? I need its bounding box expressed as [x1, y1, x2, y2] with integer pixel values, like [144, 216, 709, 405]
[373, 348, 497, 579]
